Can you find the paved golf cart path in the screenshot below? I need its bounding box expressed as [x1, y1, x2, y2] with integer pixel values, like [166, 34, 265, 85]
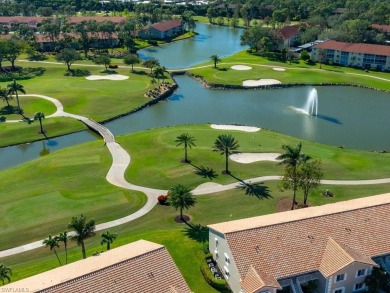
[1, 94, 390, 258]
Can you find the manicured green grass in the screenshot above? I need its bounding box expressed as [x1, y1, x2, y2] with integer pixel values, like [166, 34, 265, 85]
[0, 140, 147, 250]
[189, 51, 390, 91]
[119, 124, 390, 189]
[1, 96, 57, 121]
[0, 60, 170, 121]
[0, 117, 88, 147]
[2, 180, 390, 292]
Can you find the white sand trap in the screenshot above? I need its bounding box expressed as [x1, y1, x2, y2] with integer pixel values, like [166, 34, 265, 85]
[194, 182, 223, 192]
[231, 65, 252, 70]
[230, 153, 281, 163]
[86, 74, 129, 80]
[242, 79, 281, 87]
[273, 67, 286, 71]
[211, 124, 260, 132]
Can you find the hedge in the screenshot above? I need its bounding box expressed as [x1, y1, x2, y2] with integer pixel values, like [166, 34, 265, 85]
[200, 253, 228, 290]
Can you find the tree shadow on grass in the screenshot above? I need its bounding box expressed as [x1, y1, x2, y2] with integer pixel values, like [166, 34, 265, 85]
[230, 173, 272, 200]
[190, 163, 218, 180]
[183, 223, 209, 243]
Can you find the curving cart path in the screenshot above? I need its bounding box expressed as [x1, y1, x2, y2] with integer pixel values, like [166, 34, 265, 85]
[1, 94, 390, 258]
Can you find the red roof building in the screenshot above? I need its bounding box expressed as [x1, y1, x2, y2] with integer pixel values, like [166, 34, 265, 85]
[312, 40, 390, 71]
[3, 240, 191, 292]
[138, 19, 184, 40]
[209, 193, 390, 293]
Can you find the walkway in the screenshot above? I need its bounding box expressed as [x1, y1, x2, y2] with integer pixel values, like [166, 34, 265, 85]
[1, 94, 390, 258]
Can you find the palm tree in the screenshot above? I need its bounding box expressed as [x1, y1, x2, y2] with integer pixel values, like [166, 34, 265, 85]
[43, 235, 62, 266]
[68, 214, 96, 259]
[175, 133, 196, 163]
[152, 66, 166, 84]
[210, 54, 221, 68]
[277, 142, 311, 210]
[7, 79, 25, 114]
[100, 230, 117, 251]
[168, 184, 196, 223]
[56, 231, 69, 264]
[298, 160, 323, 206]
[0, 263, 12, 285]
[0, 87, 12, 107]
[34, 112, 45, 135]
[213, 134, 240, 174]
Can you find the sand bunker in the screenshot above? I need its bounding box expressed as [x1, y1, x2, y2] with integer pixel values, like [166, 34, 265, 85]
[86, 74, 129, 80]
[242, 79, 281, 87]
[231, 65, 252, 70]
[210, 124, 260, 132]
[230, 153, 281, 163]
[273, 67, 286, 71]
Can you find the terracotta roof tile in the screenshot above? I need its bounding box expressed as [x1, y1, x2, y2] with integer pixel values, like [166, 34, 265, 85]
[320, 237, 378, 277]
[372, 24, 390, 33]
[279, 24, 301, 40]
[151, 19, 182, 32]
[313, 40, 390, 56]
[241, 265, 282, 292]
[209, 193, 390, 280]
[3, 240, 191, 293]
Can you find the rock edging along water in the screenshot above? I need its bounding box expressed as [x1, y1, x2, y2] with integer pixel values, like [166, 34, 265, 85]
[100, 76, 178, 124]
[185, 72, 390, 93]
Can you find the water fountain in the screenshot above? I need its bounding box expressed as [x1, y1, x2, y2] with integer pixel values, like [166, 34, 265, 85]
[303, 88, 318, 116]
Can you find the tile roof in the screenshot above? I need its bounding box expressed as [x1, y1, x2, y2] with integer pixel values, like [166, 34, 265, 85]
[0, 16, 126, 27]
[240, 265, 282, 293]
[313, 40, 390, 56]
[319, 237, 378, 277]
[372, 24, 390, 33]
[209, 193, 390, 280]
[278, 24, 301, 40]
[151, 19, 183, 32]
[3, 240, 191, 293]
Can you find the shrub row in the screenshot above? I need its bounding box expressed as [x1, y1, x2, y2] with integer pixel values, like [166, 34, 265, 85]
[0, 67, 46, 82]
[200, 253, 228, 291]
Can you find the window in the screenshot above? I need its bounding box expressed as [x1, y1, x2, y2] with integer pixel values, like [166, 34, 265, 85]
[354, 282, 365, 291]
[356, 269, 366, 277]
[333, 288, 345, 293]
[336, 274, 345, 282]
[224, 253, 230, 264]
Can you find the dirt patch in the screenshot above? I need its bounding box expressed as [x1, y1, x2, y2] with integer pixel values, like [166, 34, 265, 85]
[276, 197, 310, 212]
[174, 215, 191, 223]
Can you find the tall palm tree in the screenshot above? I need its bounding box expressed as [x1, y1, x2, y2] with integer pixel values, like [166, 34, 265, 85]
[7, 79, 25, 114]
[100, 230, 117, 251]
[168, 184, 196, 223]
[56, 231, 69, 264]
[0, 87, 12, 107]
[210, 54, 221, 68]
[213, 134, 240, 174]
[68, 214, 96, 259]
[175, 133, 196, 163]
[43, 235, 62, 266]
[34, 112, 45, 135]
[276, 142, 311, 210]
[152, 66, 165, 84]
[0, 263, 12, 285]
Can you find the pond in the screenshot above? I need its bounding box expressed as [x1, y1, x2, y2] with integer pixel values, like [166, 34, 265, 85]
[1, 24, 389, 171]
[138, 23, 246, 68]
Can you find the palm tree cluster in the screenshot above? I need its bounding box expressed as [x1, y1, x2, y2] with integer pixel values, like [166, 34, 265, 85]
[277, 142, 323, 210]
[175, 132, 239, 174]
[0, 80, 25, 115]
[42, 214, 118, 268]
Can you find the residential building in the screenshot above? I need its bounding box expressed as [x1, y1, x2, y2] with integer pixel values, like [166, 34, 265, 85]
[278, 24, 302, 47]
[0, 16, 126, 28]
[137, 19, 183, 40]
[312, 40, 390, 71]
[208, 193, 390, 293]
[372, 24, 390, 34]
[2, 240, 191, 292]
